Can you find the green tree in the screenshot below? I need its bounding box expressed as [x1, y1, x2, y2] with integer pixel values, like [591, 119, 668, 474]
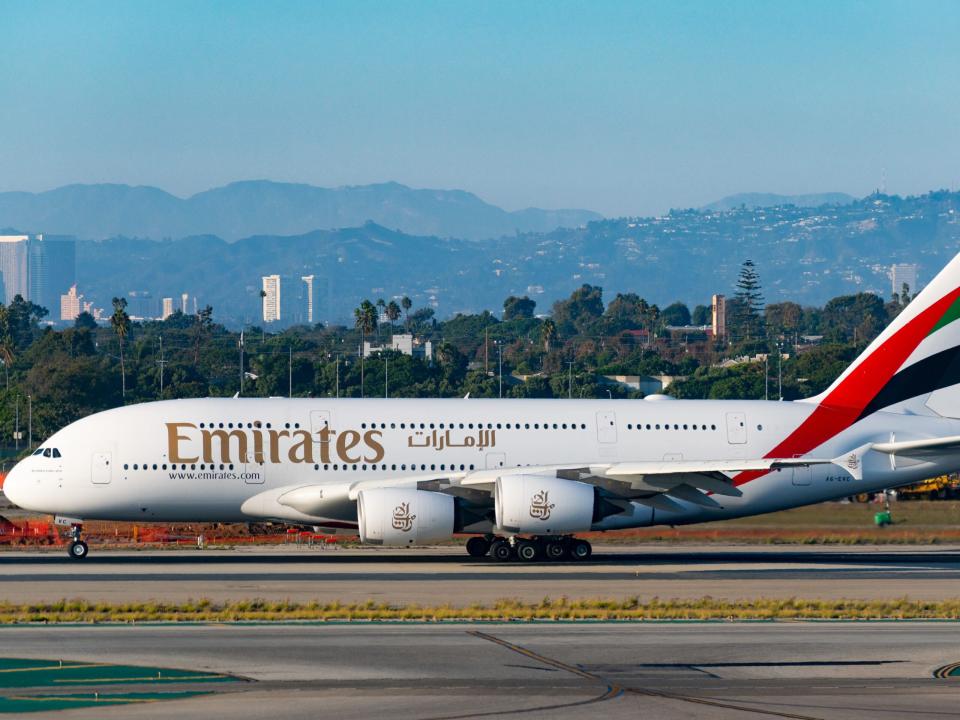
[732, 259, 764, 340]
[192, 305, 214, 365]
[110, 297, 131, 397]
[74, 312, 98, 330]
[661, 302, 691, 327]
[354, 300, 378, 397]
[401, 296, 412, 327]
[386, 300, 401, 333]
[540, 318, 557, 352]
[503, 295, 536, 321]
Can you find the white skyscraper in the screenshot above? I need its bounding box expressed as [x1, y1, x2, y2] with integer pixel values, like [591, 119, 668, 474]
[60, 285, 83, 321]
[262, 275, 281, 323]
[161, 297, 174, 320]
[301, 275, 315, 324]
[0, 235, 29, 303]
[181, 293, 189, 314]
[891, 264, 919, 298]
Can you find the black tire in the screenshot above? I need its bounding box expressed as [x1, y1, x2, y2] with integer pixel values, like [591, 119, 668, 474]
[544, 541, 566, 561]
[569, 539, 592, 561]
[516, 540, 539, 562]
[465, 537, 491, 558]
[490, 540, 513, 562]
[69, 541, 89, 560]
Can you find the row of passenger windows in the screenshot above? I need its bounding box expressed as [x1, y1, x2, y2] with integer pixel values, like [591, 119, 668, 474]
[312, 463, 476, 472]
[627, 423, 718, 431]
[126, 463, 235, 471]
[198, 421, 302, 430]
[361, 421, 587, 430]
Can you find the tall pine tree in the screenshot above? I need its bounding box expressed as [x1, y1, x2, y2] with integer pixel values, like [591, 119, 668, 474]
[733, 259, 764, 341]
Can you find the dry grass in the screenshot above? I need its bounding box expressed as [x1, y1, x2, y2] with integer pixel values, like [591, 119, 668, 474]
[3, 597, 960, 623]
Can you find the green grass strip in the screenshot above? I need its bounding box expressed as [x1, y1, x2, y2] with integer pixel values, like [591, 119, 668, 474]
[1, 597, 959, 623]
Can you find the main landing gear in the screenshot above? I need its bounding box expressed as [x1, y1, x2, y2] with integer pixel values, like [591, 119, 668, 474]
[465, 535, 592, 562]
[67, 524, 88, 560]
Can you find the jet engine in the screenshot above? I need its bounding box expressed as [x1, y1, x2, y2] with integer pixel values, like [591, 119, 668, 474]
[495, 475, 597, 535]
[357, 488, 454, 545]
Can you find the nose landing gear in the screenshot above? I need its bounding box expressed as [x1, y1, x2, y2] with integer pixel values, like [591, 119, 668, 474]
[67, 524, 88, 560]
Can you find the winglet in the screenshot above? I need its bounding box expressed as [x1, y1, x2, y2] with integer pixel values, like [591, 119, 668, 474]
[832, 443, 873, 481]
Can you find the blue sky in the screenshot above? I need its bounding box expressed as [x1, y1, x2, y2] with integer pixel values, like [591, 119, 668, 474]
[2, 0, 958, 216]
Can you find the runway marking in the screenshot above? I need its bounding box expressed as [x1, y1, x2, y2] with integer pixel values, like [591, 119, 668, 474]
[466, 630, 829, 720]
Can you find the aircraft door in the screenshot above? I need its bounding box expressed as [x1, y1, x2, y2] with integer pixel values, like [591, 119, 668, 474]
[244, 461, 266, 485]
[725, 412, 747, 444]
[91, 452, 112, 485]
[596, 411, 617, 444]
[486, 453, 506, 470]
[311, 410, 332, 455]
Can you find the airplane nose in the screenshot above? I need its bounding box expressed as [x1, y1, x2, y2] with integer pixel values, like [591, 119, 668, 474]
[2, 462, 31, 510]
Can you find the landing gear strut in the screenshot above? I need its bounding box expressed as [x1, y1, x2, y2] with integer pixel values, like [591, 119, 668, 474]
[68, 524, 88, 560]
[465, 535, 592, 562]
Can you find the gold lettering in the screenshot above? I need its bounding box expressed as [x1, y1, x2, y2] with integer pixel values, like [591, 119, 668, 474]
[268, 429, 290, 463]
[252, 429, 265, 463]
[363, 430, 385, 463]
[288, 430, 314, 464]
[202, 430, 249, 464]
[167, 422, 199, 464]
[316, 426, 333, 464]
[337, 429, 362, 464]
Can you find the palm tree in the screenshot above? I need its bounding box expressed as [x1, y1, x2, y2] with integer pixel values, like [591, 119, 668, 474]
[354, 300, 378, 397]
[540, 318, 557, 352]
[110, 297, 131, 397]
[375, 299, 386, 339]
[401, 296, 412, 328]
[386, 300, 401, 339]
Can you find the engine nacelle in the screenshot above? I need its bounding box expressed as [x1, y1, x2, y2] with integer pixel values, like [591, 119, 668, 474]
[357, 488, 454, 545]
[495, 475, 595, 535]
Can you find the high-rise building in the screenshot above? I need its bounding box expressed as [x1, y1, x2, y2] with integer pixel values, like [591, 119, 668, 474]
[29, 235, 76, 317]
[711, 294, 727, 339]
[300, 275, 315, 325]
[161, 297, 174, 320]
[181, 293, 189, 314]
[0, 235, 29, 304]
[891, 263, 919, 298]
[262, 275, 281, 323]
[60, 285, 83, 322]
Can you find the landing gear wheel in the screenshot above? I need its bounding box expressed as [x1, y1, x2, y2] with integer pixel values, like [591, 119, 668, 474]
[544, 541, 566, 561]
[465, 537, 491, 558]
[569, 539, 592, 561]
[69, 540, 89, 560]
[516, 540, 539, 562]
[490, 540, 513, 562]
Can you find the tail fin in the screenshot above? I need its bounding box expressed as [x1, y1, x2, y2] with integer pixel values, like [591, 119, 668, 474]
[807, 252, 960, 417]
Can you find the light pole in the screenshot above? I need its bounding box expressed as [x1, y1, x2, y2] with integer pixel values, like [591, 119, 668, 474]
[385, 356, 389, 398]
[27, 394, 31, 451]
[777, 341, 783, 401]
[497, 344, 503, 399]
[288, 346, 293, 398]
[14, 395, 19, 452]
[764, 354, 769, 400]
[567, 360, 573, 399]
[335, 354, 340, 398]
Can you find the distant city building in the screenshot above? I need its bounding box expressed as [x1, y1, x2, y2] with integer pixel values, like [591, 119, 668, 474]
[180, 293, 189, 314]
[363, 333, 432, 361]
[711, 294, 727, 339]
[28, 235, 76, 316]
[161, 297, 174, 320]
[0, 235, 29, 304]
[262, 275, 281, 323]
[891, 263, 919, 297]
[60, 284, 83, 321]
[300, 275, 315, 324]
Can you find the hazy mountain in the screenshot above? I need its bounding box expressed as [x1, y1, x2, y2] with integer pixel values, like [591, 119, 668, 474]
[75, 191, 960, 328]
[0, 181, 601, 241]
[702, 192, 856, 212]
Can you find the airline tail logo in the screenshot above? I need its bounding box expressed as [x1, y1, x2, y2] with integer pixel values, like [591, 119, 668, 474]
[528, 490, 556, 521]
[391, 502, 416, 532]
[845, 453, 860, 472]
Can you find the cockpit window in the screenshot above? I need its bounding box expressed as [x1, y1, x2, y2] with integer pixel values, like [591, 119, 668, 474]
[43, 448, 52, 458]
[52, 448, 61, 458]
[32, 448, 43, 456]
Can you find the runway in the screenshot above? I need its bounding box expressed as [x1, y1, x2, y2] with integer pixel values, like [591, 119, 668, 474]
[3, 544, 960, 604]
[2, 622, 960, 719]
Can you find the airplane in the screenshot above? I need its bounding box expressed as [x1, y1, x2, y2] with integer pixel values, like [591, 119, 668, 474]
[6, 252, 960, 562]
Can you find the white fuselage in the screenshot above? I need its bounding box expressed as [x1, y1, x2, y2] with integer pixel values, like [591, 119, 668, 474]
[6, 396, 960, 530]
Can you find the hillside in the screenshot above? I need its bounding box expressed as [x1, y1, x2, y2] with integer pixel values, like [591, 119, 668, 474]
[0, 181, 601, 241]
